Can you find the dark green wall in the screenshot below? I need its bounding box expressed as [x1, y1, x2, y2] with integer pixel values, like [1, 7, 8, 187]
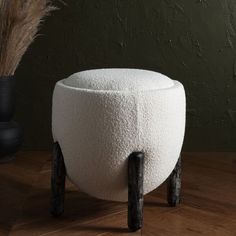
[15, 0, 236, 151]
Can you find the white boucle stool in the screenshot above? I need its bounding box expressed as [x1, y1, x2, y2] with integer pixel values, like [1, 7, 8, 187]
[51, 69, 186, 231]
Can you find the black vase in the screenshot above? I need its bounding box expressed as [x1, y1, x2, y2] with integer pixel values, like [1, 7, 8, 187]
[0, 76, 23, 163]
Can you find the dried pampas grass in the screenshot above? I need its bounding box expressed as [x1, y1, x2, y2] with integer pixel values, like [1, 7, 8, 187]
[0, 0, 56, 76]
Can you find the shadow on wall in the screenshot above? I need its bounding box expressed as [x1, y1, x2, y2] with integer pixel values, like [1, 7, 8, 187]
[15, 0, 236, 151]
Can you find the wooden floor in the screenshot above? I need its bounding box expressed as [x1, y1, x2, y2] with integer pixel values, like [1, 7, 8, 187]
[0, 152, 235, 236]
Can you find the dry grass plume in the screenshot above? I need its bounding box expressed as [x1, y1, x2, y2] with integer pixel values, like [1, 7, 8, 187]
[0, 0, 56, 76]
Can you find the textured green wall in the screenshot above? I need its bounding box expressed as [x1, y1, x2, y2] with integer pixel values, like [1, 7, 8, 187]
[15, 0, 236, 151]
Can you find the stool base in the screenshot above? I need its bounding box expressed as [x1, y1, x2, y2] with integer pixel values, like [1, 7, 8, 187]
[50, 142, 181, 231]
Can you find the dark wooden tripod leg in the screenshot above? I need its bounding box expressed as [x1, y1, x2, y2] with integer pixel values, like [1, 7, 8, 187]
[128, 152, 144, 232]
[167, 156, 181, 207]
[50, 142, 66, 217]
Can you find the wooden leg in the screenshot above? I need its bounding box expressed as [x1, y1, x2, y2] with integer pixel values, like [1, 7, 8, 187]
[50, 142, 66, 217]
[128, 152, 144, 232]
[167, 156, 181, 207]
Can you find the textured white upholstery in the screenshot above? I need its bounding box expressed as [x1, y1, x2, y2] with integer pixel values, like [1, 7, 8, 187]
[52, 69, 186, 202]
[64, 69, 174, 91]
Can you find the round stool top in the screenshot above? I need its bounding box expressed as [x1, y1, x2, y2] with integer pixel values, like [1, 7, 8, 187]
[63, 69, 174, 92]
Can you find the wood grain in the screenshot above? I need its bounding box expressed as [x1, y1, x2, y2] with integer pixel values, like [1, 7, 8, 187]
[167, 156, 181, 207]
[51, 142, 66, 217]
[128, 152, 144, 231]
[0, 152, 235, 235]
